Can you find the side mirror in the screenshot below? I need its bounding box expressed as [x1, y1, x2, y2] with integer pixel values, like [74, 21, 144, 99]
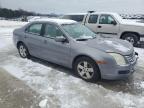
[111, 21, 117, 25]
[55, 36, 67, 43]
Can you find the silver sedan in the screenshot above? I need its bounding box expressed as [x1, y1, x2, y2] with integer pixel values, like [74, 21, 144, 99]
[13, 19, 138, 82]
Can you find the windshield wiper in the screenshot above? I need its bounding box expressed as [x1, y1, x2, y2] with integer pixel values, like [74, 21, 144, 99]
[92, 36, 96, 39]
[76, 38, 89, 41]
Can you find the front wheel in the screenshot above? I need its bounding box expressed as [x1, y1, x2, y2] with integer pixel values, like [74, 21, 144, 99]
[121, 33, 139, 46]
[18, 43, 30, 58]
[73, 57, 100, 82]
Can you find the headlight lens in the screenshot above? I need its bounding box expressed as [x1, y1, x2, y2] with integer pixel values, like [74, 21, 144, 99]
[108, 53, 126, 66]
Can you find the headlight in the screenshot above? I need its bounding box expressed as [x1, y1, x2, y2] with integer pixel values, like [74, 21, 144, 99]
[108, 53, 126, 66]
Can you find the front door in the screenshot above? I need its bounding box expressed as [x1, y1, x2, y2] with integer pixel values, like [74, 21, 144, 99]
[42, 23, 71, 65]
[97, 14, 120, 38]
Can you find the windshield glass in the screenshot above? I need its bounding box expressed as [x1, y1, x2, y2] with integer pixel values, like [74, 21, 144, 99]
[62, 23, 96, 39]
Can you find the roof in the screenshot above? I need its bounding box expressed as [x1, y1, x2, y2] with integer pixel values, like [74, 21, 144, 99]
[31, 18, 77, 25]
[91, 12, 119, 15]
[64, 13, 87, 15]
[63, 12, 120, 16]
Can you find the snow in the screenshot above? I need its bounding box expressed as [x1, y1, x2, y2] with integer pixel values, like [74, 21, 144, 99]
[0, 20, 26, 49]
[0, 20, 26, 27]
[28, 16, 41, 22]
[0, 28, 13, 48]
[104, 40, 130, 52]
[134, 48, 144, 67]
[0, 20, 144, 108]
[140, 82, 144, 89]
[39, 99, 48, 108]
[106, 92, 141, 108]
[121, 19, 144, 26]
[32, 18, 77, 25]
[3, 65, 25, 78]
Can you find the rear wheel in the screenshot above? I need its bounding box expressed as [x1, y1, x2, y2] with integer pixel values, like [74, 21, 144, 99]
[121, 33, 139, 46]
[18, 43, 30, 58]
[73, 57, 100, 82]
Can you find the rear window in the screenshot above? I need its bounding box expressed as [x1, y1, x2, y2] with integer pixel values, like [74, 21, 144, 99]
[62, 15, 84, 22]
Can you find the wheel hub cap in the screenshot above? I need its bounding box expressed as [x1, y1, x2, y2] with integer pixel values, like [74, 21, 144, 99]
[77, 61, 94, 79]
[125, 37, 134, 45]
[19, 45, 26, 57]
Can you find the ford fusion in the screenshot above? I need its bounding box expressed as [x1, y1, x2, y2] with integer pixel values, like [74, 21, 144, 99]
[13, 19, 138, 82]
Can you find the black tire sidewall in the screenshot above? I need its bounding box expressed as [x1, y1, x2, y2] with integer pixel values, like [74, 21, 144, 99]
[122, 33, 138, 46]
[73, 57, 100, 82]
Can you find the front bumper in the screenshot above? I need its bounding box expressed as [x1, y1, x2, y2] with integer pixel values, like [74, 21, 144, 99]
[140, 34, 144, 41]
[99, 53, 138, 80]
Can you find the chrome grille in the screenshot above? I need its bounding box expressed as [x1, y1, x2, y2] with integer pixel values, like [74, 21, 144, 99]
[125, 52, 136, 64]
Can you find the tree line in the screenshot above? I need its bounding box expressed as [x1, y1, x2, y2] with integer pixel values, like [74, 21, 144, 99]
[0, 8, 36, 18]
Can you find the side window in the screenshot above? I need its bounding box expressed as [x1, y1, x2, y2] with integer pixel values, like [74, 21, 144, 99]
[27, 23, 42, 35]
[99, 15, 116, 24]
[108, 16, 115, 24]
[88, 15, 98, 23]
[44, 24, 64, 38]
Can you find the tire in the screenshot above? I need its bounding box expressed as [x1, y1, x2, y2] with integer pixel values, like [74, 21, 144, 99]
[18, 43, 30, 58]
[73, 57, 100, 82]
[121, 33, 139, 46]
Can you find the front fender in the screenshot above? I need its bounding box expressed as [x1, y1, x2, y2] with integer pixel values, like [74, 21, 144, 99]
[70, 43, 116, 68]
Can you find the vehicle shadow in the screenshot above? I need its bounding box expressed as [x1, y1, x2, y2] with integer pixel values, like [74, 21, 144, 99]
[30, 56, 77, 77]
[29, 56, 142, 95]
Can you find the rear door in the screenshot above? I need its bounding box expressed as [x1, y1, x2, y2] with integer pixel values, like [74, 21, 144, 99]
[97, 14, 120, 38]
[24, 23, 45, 57]
[42, 23, 71, 65]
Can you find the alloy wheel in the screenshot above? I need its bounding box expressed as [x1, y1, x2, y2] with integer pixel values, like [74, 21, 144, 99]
[125, 36, 135, 45]
[19, 45, 27, 58]
[77, 61, 94, 79]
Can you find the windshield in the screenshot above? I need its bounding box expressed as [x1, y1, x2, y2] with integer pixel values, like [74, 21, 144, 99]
[62, 23, 96, 39]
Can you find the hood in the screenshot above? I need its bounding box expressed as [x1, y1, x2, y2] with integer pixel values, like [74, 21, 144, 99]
[79, 38, 134, 55]
[121, 19, 144, 27]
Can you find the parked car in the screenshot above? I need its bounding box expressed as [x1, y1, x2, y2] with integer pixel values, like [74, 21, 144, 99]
[60, 13, 86, 22]
[61, 12, 144, 46]
[13, 18, 138, 82]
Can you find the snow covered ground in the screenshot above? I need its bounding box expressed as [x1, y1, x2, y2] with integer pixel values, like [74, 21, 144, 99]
[0, 20, 144, 108]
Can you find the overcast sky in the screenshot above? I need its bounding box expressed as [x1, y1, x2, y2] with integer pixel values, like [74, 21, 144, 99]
[0, 0, 144, 14]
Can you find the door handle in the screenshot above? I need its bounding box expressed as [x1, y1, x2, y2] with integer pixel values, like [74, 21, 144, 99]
[24, 35, 28, 38]
[44, 40, 47, 44]
[97, 26, 102, 28]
